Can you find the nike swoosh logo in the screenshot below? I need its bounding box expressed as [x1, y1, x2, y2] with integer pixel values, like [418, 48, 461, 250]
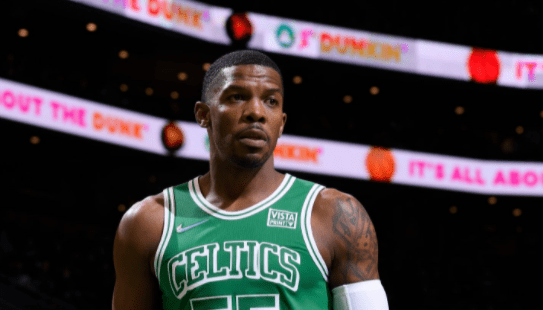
[177, 219, 209, 233]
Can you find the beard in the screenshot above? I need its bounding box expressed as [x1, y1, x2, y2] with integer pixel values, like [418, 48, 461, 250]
[230, 149, 272, 169]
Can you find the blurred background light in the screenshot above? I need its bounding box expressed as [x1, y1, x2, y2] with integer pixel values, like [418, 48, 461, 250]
[488, 196, 497, 205]
[118, 50, 129, 59]
[455, 106, 464, 115]
[18, 28, 28, 37]
[86, 22, 97, 32]
[117, 204, 126, 212]
[30, 136, 40, 144]
[178, 72, 188, 81]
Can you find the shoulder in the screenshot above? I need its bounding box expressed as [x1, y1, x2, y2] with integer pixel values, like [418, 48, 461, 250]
[313, 188, 374, 239]
[313, 187, 368, 222]
[115, 192, 165, 258]
[315, 188, 375, 244]
[120, 193, 164, 234]
[313, 187, 375, 244]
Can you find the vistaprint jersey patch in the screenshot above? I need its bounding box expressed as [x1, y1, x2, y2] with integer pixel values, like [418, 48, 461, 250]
[267, 208, 298, 229]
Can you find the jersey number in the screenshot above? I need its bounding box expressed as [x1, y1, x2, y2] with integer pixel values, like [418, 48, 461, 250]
[190, 294, 280, 310]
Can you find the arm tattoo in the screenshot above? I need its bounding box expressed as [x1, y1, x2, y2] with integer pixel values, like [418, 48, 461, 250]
[332, 197, 379, 283]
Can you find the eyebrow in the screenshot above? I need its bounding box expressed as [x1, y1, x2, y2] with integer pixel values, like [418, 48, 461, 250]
[222, 85, 283, 95]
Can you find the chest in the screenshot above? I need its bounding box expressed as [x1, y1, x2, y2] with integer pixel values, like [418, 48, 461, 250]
[164, 207, 308, 293]
[154, 178, 331, 308]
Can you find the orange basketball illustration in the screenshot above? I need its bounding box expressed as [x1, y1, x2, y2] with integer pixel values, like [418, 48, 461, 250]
[467, 48, 500, 84]
[365, 147, 395, 182]
[162, 121, 184, 151]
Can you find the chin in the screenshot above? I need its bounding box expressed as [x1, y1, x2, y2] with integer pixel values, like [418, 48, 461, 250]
[231, 153, 269, 169]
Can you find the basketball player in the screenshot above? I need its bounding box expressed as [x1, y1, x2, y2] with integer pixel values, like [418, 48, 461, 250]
[112, 50, 389, 309]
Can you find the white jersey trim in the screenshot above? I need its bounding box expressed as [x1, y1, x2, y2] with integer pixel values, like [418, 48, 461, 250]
[192, 173, 291, 217]
[189, 174, 296, 220]
[153, 188, 170, 279]
[154, 187, 175, 281]
[301, 184, 328, 281]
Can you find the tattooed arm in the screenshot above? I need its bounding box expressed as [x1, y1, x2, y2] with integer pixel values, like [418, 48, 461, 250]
[312, 188, 380, 289]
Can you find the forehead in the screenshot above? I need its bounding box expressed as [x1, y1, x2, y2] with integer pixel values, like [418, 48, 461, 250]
[218, 65, 282, 90]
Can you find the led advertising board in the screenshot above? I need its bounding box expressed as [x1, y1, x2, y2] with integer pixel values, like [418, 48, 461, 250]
[2, 78, 542, 196]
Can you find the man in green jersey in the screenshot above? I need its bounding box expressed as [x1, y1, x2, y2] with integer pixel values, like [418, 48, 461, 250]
[112, 50, 389, 310]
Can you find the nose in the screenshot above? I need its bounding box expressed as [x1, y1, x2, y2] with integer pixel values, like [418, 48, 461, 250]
[243, 97, 266, 123]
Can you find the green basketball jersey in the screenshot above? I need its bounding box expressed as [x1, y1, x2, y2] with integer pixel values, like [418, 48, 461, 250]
[154, 173, 332, 309]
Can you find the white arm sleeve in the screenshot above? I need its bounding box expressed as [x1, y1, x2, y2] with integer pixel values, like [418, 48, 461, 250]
[332, 280, 389, 310]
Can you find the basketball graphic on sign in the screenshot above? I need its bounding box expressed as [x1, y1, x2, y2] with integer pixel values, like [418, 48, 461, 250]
[161, 121, 184, 152]
[226, 12, 253, 48]
[467, 48, 500, 84]
[365, 147, 395, 182]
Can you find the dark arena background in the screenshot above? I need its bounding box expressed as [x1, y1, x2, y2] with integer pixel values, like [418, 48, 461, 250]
[1, 0, 542, 309]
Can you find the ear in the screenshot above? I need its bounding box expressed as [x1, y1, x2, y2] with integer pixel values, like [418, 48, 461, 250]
[279, 112, 287, 137]
[194, 101, 210, 128]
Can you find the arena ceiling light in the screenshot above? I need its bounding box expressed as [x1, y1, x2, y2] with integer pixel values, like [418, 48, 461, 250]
[18, 28, 29, 37]
[118, 204, 126, 212]
[178, 72, 188, 81]
[118, 50, 129, 59]
[455, 106, 465, 115]
[86, 23, 97, 32]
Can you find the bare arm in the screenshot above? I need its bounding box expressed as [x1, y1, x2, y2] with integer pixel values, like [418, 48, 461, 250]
[313, 189, 379, 289]
[112, 196, 164, 310]
[331, 193, 379, 287]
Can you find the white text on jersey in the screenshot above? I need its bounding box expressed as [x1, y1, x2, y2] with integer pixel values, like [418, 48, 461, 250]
[167, 241, 301, 299]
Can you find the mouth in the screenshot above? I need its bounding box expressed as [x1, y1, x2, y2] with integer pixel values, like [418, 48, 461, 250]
[237, 128, 268, 148]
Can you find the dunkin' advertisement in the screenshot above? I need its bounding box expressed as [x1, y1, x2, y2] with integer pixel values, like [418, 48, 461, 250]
[0, 78, 167, 155]
[70, 0, 232, 44]
[1, 77, 542, 196]
[70, 0, 543, 90]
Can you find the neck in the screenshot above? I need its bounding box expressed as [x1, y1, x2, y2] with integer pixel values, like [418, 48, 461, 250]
[199, 153, 284, 211]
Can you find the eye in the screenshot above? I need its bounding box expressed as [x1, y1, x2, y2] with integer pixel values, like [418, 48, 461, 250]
[268, 98, 278, 105]
[231, 94, 243, 101]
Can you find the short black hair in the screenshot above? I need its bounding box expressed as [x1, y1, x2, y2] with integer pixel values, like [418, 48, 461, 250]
[201, 50, 282, 103]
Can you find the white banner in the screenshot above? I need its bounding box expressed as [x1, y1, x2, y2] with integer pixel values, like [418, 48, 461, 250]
[70, 0, 232, 44]
[248, 14, 418, 73]
[0, 78, 167, 155]
[69, 0, 543, 90]
[1, 78, 541, 196]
